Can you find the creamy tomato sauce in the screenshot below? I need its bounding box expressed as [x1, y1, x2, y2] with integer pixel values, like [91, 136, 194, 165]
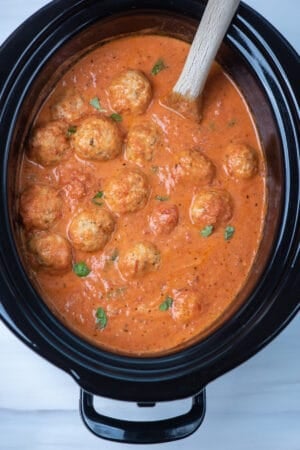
[18, 35, 266, 355]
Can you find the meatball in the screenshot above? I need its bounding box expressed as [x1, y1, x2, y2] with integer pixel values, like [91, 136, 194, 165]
[119, 242, 161, 278]
[68, 207, 115, 252]
[175, 149, 215, 185]
[28, 232, 72, 272]
[51, 91, 88, 122]
[72, 115, 122, 161]
[190, 189, 233, 228]
[171, 289, 201, 324]
[125, 121, 161, 165]
[104, 169, 149, 214]
[149, 204, 179, 235]
[28, 121, 70, 166]
[108, 69, 152, 114]
[20, 185, 62, 230]
[225, 143, 258, 179]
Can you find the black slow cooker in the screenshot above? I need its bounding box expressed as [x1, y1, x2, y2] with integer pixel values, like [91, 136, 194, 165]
[0, 0, 299, 444]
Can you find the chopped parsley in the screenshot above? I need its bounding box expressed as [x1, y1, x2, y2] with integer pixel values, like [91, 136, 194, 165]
[73, 262, 91, 277]
[95, 307, 108, 329]
[110, 113, 122, 122]
[224, 225, 235, 240]
[151, 165, 159, 173]
[151, 59, 167, 76]
[90, 96, 105, 111]
[67, 125, 77, 136]
[92, 191, 104, 206]
[200, 225, 214, 237]
[155, 195, 169, 202]
[159, 296, 174, 311]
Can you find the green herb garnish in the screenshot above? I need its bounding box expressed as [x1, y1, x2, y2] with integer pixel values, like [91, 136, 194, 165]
[90, 96, 105, 111]
[151, 59, 167, 76]
[67, 125, 77, 137]
[95, 307, 108, 329]
[73, 261, 91, 277]
[200, 225, 214, 237]
[224, 225, 235, 240]
[92, 191, 104, 205]
[159, 296, 174, 311]
[151, 166, 159, 173]
[110, 113, 122, 122]
[155, 195, 169, 202]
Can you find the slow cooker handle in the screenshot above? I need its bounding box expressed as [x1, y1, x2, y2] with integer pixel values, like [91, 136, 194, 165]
[80, 388, 206, 443]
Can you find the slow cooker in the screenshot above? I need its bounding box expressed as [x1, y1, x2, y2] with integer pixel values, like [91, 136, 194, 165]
[0, 0, 299, 444]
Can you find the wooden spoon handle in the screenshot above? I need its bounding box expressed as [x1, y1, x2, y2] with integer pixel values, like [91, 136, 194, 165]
[173, 0, 240, 99]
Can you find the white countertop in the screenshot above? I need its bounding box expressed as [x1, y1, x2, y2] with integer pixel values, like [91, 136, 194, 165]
[0, 1, 299, 449]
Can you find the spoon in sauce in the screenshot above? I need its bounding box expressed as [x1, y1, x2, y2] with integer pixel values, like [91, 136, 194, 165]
[164, 0, 240, 121]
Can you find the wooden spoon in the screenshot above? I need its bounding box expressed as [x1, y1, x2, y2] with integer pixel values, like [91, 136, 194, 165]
[164, 0, 240, 122]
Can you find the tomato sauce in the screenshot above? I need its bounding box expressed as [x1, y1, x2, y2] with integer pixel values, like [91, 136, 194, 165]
[19, 35, 266, 355]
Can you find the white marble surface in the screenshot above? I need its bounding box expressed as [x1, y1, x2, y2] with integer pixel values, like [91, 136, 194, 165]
[0, 1, 299, 448]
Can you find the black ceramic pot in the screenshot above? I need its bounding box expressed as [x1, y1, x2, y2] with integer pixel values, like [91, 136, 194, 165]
[0, 0, 299, 444]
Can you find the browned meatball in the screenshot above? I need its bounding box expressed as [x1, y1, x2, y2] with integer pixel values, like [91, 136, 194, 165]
[149, 204, 179, 235]
[28, 232, 72, 272]
[20, 185, 62, 230]
[72, 115, 123, 161]
[126, 121, 161, 165]
[175, 149, 215, 185]
[171, 289, 201, 324]
[28, 121, 70, 166]
[190, 189, 232, 228]
[51, 91, 88, 122]
[108, 69, 152, 114]
[104, 169, 149, 214]
[225, 143, 258, 179]
[68, 207, 115, 252]
[119, 242, 161, 278]
[225, 144, 258, 179]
